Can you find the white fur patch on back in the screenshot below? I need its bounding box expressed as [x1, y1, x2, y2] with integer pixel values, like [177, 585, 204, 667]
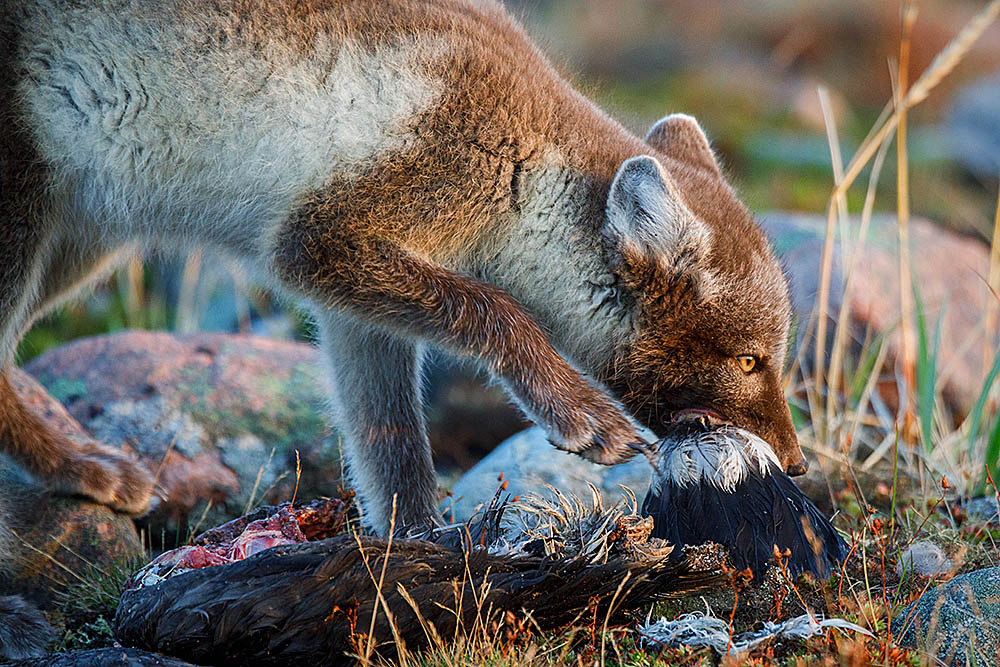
[21, 3, 444, 259]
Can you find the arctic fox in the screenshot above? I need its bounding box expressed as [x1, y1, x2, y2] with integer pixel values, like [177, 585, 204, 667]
[0, 0, 803, 541]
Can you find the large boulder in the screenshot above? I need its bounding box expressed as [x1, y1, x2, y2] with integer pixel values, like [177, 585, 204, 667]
[25, 332, 340, 534]
[892, 567, 1000, 666]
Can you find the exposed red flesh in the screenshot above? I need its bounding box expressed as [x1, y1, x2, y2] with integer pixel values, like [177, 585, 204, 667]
[125, 498, 349, 590]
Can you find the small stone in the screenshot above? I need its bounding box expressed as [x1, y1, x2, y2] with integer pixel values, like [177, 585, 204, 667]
[896, 541, 952, 579]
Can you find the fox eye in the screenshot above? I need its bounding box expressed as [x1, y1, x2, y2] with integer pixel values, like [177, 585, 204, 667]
[736, 355, 758, 373]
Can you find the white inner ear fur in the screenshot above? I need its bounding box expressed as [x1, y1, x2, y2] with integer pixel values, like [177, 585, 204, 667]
[604, 155, 712, 277]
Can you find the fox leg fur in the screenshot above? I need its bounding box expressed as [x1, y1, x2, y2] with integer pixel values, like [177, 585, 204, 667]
[315, 314, 438, 531]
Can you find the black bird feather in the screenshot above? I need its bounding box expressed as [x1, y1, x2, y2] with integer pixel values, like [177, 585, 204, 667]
[641, 425, 847, 578]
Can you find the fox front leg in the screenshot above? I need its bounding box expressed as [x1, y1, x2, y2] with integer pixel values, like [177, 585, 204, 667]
[275, 220, 643, 533]
[313, 313, 439, 533]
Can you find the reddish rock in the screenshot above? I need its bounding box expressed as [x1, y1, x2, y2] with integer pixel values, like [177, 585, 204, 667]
[24, 332, 528, 533]
[761, 213, 994, 417]
[25, 332, 340, 534]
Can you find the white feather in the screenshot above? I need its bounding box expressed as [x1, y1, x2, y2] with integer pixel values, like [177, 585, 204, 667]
[659, 426, 782, 492]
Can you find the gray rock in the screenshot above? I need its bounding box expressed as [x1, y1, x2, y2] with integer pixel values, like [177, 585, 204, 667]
[946, 73, 1000, 180]
[896, 541, 953, 579]
[893, 567, 1000, 666]
[962, 496, 999, 523]
[443, 427, 652, 522]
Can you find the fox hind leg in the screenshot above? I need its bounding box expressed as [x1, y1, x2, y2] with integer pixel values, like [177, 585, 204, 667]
[0, 231, 153, 515]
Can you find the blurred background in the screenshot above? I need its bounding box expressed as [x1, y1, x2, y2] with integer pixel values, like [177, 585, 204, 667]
[17, 0, 1000, 489]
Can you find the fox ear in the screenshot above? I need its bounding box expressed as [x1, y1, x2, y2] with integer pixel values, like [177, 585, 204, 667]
[603, 155, 711, 281]
[645, 114, 721, 176]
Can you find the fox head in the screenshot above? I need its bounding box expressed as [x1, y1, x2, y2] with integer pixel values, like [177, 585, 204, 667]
[600, 114, 806, 475]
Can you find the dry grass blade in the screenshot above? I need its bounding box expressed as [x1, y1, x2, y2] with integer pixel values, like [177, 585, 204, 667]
[600, 571, 631, 667]
[986, 186, 1000, 364]
[905, 0, 1000, 108]
[176, 248, 203, 334]
[816, 85, 849, 444]
[838, 0, 1000, 195]
[826, 129, 895, 459]
[849, 338, 890, 467]
[242, 447, 276, 514]
[290, 449, 302, 506]
[123, 257, 145, 329]
[359, 495, 406, 666]
[813, 0, 1000, 447]
[819, 85, 851, 262]
[396, 583, 450, 664]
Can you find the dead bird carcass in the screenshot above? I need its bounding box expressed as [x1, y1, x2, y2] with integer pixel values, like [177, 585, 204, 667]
[641, 424, 847, 578]
[113, 493, 723, 665]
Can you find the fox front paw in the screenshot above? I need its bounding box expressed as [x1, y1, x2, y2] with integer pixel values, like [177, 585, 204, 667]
[53, 442, 154, 515]
[546, 390, 646, 465]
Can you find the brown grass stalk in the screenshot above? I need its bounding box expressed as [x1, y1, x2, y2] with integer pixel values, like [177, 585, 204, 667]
[599, 571, 630, 667]
[846, 338, 891, 462]
[824, 107, 895, 452]
[290, 449, 302, 506]
[123, 257, 145, 329]
[176, 248, 203, 334]
[815, 86, 849, 445]
[839, 0, 1000, 197]
[986, 185, 1000, 367]
[357, 495, 407, 666]
[896, 2, 919, 445]
[397, 584, 452, 664]
[813, 198, 838, 442]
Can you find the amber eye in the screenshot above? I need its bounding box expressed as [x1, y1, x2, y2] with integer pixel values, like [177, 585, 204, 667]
[737, 355, 757, 373]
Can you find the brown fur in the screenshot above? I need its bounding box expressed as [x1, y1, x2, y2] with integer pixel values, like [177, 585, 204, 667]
[0, 0, 803, 533]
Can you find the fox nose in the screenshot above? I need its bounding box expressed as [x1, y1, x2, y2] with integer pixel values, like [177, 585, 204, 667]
[784, 458, 809, 476]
